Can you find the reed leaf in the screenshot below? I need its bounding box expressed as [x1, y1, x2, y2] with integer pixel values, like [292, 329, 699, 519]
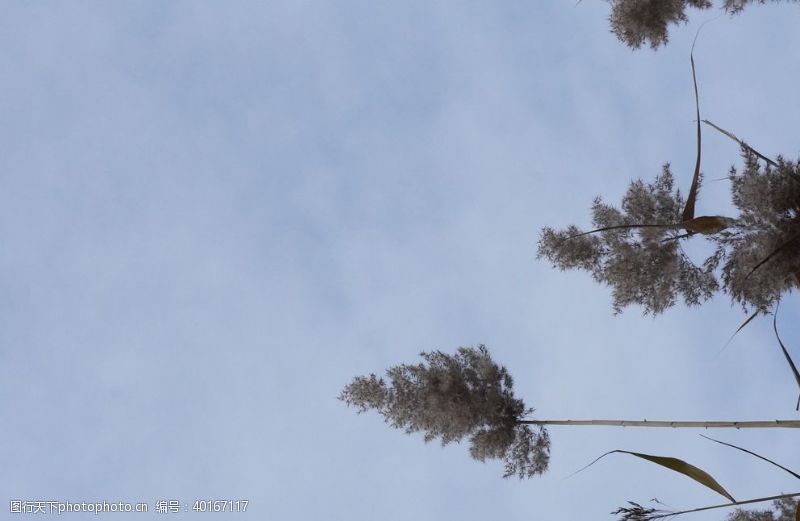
[701, 119, 778, 167]
[774, 304, 800, 411]
[718, 309, 760, 356]
[681, 44, 702, 224]
[577, 450, 735, 502]
[700, 434, 800, 480]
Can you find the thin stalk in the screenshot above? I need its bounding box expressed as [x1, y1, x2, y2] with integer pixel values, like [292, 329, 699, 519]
[520, 419, 800, 428]
[646, 492, 800, 520]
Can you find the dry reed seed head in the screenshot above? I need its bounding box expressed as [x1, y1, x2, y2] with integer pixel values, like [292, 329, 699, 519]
[721, 231, 798, 312]
[339, 345, 551, 478]
[606, 1, 794, 49]
[726, 497, 799, 521]
[539, 151, 800, 314]
[621, 164, 685, 224]
[537, 165, 717, 315]
[338, 374, 391, 412]
[612, 502, 668, 521]
[718, 150, 800, 311]
[502, 424, 550, 478]
[727, 508, 778, 521]
[772, 497, 800, 521]
[608, 0, 712, 49]
[731, 154, 800, 221]
[537, 226, 605, 272]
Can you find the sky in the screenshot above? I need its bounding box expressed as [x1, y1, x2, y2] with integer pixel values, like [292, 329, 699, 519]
[1, 1, 799, 520]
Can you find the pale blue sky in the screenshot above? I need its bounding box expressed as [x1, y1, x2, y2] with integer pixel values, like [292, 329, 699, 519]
[2, 2, 799, 520]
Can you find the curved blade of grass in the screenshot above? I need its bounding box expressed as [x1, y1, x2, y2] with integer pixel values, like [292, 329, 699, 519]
[681, 43, 702, 224]
[700, 434, 800, 480]
[717, 309, 760, 357]
[774, 304, 800, 411]
[573, 450, 735, 502]
[701, 119, 778, 167]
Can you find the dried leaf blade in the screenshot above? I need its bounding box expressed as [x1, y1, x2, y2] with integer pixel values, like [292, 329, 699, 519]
[774, 304, 800, 411]
[575, 450, 735, 502]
